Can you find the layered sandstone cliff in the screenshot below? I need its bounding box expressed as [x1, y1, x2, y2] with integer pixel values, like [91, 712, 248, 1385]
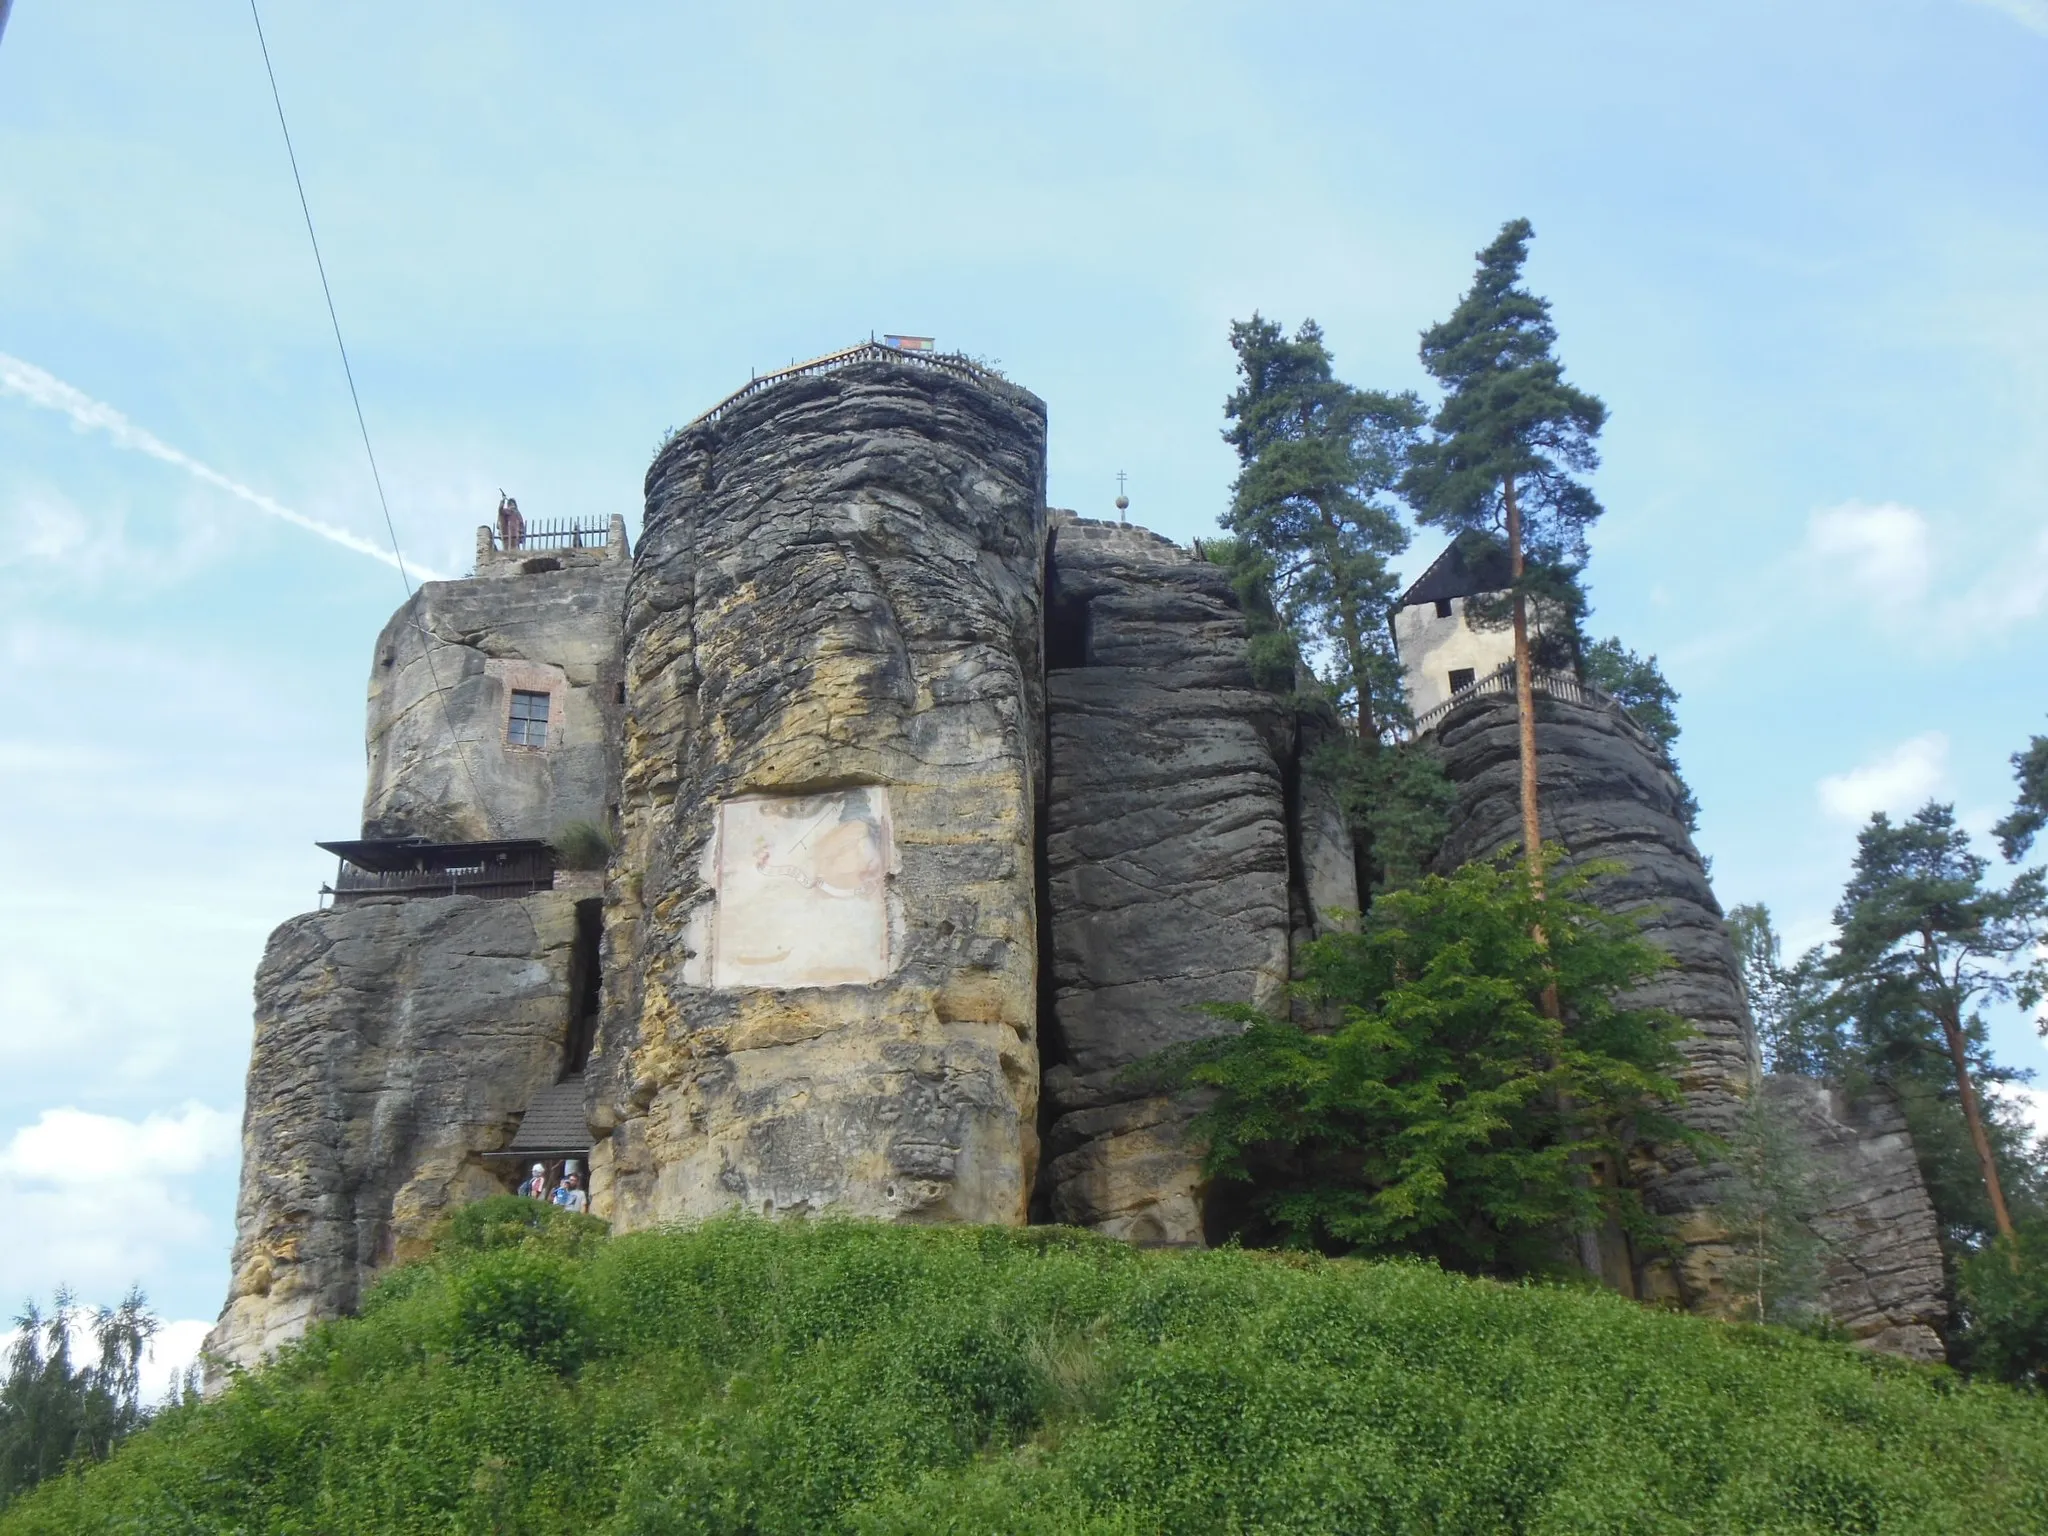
[1430, 688, 1759, 1304]
[204, 891, 582, 1383]
[589, 359, 1048, 1230]
[1036, 518, 1301, 1243]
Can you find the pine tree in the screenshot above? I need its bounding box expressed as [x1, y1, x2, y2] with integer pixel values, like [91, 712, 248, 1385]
[1829, 804, 2048, 1241]
[1400, 220, 1606, 898]
[1994, 728, 2048, 863]
[1222, 315, 1424, 743]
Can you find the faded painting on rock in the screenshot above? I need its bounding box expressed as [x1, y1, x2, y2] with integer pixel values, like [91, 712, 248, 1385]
[711, 787, 893, 989]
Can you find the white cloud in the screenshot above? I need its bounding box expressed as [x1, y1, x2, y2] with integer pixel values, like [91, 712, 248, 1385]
[0, 1105, 238, 1308]
[1964, 0, 2048, 37]
[1816, 732, 1948, 823]
[0, 353, 445, 581]
[1805, 501, 1934, 604]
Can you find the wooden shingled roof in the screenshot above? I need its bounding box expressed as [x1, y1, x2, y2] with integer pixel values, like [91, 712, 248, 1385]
[503, 1074, 592, 1157]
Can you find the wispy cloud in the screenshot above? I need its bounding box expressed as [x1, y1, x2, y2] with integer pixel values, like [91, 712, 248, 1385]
[1816, 732, 1949, 823]
[1804, 501, 1933, 605]
[0, 353, 445, 581]
[1964, 0, 2048, 37]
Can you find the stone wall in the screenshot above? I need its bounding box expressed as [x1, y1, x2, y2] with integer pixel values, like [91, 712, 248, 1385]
[1430, 688, 1758, 1308]
[204, 891, 580, 1383]
[362, 554, 628, 843]
[1762, 1075, 1948, 1360]
[1037, 517, 1298, 1244]
[590, 358, 1048, 1231]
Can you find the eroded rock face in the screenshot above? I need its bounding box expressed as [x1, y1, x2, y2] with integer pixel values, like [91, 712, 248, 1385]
[1037, 518, 1296, 1244]
[204, 892, 579, 1384]
[1762, 1076, 1948, 1360]
[363, 556, 628, 842]
[1430, 689, 1758, 1309]
[591, 360, 1047, 1231]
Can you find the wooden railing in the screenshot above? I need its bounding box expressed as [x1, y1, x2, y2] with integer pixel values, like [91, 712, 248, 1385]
[328, 850, 555, 904]
[1410, 661, 1611, 737]
[675, 341, 1006, 436]
[489, 518, 611, 553]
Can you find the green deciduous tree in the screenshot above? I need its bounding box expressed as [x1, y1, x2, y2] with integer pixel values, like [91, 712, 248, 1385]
[1829, 804, 2048, 1241]
[1222, 315, 1424, 744]
[1401, 219, 1606, 901]
[0, 1290, 158, 1508]
[1151, 857, 1688, 1275]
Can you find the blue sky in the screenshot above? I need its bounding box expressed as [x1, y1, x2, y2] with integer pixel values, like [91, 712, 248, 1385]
[2, 1, 2044, 1358]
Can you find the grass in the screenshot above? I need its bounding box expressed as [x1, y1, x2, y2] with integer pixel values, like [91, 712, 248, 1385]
[6, 1201, 2046, 1534]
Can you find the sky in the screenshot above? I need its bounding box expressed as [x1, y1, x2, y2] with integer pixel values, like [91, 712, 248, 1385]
[1, 0, 2044, 1374]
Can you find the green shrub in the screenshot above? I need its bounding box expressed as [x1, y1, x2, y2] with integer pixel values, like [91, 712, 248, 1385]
[448, 1250, 593, 1373]
[549, 819, 613, 871]
[1956, 1224, 2048, 1389]
[6, 1219, 2047, 1534]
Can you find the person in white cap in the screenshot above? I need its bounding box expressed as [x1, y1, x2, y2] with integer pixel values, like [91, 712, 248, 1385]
[518, 1162, 548, 1199]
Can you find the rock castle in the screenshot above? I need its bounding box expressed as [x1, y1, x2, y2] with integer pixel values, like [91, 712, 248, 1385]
[206, 344, 1949, 1379]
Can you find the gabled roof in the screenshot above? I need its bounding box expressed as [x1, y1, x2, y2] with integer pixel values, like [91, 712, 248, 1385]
[1394, 537, 1512, 610]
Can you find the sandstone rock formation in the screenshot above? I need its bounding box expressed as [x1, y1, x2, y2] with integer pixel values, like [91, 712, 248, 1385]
[1762, 1075, 1948, 1359]
[590, 358, 1048, 1231]
[204, 891, 582, 1383]
[363, 545, 628, 843]
[1036, 516, 1300, 1243]
[1430, 687, 1758, 1307]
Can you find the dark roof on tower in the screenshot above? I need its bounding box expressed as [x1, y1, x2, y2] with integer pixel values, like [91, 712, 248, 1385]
[1394, 538, 1513, 610]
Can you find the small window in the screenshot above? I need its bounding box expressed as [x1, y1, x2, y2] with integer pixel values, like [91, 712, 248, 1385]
[508, 689, 551, 747]
[1434, 597, 1453, 619]
[1448, 668, 1476, 694]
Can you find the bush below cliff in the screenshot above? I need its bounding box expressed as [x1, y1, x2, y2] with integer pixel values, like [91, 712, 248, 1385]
[6, 1204, 2046, 1534]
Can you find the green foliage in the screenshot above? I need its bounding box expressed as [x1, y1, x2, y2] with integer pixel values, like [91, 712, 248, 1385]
[1401, 219, 1605, 661]
[443, 1192, 611, 1258]
[1727, 902, 1845, 1077]
[1995, 728, 2048, 862]
[1221, 315, 1424, 740]
[549, 818, 614, 871]
[449, 1251, 594, 1373]
[1199, 535, 1301, 694]
[11, 1220, 2048, 1534]
[1305, 729, 1458, 894]
[1582, 636, 1680, 754]
[0, 1291, 158, 1510]
[1153, 858, 1688, 1273]
[1955, 1224, 2048, 1389]
[1717, 1092, 1836, 1328]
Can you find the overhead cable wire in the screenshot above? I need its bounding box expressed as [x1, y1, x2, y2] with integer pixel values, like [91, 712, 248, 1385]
[248, 0, 497, 834]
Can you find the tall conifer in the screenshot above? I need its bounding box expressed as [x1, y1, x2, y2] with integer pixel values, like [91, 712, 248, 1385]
[1223, 316, 1423, 743]
[1401, 220, 1606, 895]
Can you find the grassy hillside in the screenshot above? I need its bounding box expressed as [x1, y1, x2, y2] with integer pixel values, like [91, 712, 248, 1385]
[7, 1202, 2046, 1534]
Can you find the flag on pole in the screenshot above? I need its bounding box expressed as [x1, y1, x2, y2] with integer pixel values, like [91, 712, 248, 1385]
[882, 335, 936, 351]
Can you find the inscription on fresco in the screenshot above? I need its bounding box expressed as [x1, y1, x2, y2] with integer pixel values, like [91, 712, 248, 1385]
[710, 788, 892, 989]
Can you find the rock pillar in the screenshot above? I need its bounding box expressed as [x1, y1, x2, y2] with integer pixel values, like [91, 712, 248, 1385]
[1037, 518, 1293, 1243]
[594, 358, 1047, 1229]
[1430, 689, 1759, 1307]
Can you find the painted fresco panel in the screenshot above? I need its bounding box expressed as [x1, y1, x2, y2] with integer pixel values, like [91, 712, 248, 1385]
[710, 788, 892, 989]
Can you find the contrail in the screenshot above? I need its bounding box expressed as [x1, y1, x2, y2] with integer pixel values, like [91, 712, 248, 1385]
[0, 352, 446, 581]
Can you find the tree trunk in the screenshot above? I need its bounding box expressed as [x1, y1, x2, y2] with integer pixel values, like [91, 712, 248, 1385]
[1937, 989, 2016, 1240]
[1504, 477, 1543, 897]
